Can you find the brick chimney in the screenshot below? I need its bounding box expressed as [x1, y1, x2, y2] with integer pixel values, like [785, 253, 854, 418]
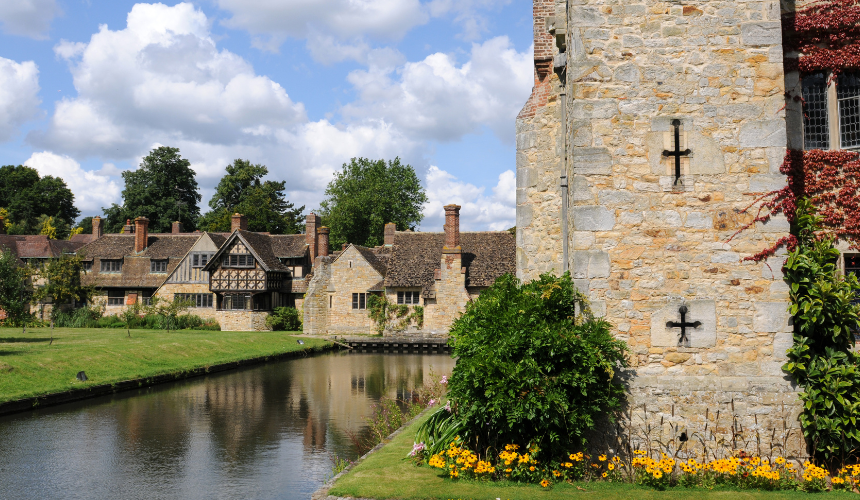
[231, 213, 247, 232]
[92, 216, 104, 238]
[172, 221, 183, 234]
[443, 204, 461, 252]
[134, 217, 149, 253]
[123, 219, 134, 234]
[318, 227, 330, 257]
[384, 222, 396, 246]
[306, 213, 320, 260]
[0, 216, 5, 235]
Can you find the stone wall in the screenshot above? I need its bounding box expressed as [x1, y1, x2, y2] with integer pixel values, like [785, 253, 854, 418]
[303, 256, 333, 335]
[216, 310, 270, 332]
[424, 251, 471, 334]
[515, 0, 803, 453]
[154, 283, 218, 320]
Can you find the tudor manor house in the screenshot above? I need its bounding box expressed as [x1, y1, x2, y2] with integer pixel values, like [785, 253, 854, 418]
[61, 206, 513, 333]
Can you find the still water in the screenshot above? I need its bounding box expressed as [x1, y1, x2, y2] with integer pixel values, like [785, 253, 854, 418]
[0, 351, 455, 500]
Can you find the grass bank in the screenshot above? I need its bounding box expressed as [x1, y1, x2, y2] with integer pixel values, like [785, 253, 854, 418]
[0, 327, 330, 404]
[329, 414, 855, 500]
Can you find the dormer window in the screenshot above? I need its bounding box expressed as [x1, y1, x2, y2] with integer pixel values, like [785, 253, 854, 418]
[100, 259, 122, 273]
[192, 253, 213, 268]
[151, 260, 168, 273]
[222, 254, 254, 268]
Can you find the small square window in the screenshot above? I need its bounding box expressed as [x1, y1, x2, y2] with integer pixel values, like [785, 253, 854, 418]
[100, 259, 122, 273]
[151, 260, 168, 273]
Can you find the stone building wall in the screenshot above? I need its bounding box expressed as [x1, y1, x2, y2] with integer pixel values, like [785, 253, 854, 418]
[516, 0, 804, 453]
[154, 283, 218, 320]
[303, 257, 333, 335]
[423, 252, 472, 334]
[216, 310, 270, 332]
[325, 246, 384, 335]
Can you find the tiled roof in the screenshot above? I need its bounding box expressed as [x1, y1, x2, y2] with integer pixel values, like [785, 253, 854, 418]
[81, 256, 182, 288]
[70, 234, 97, 244]
[237, 230, 290, 271]
[0, 235, 86, 261]
[383, 231, 515, 289]
[271, 234, 308, 258]
[78, 234, 199, 288]
[353, 245, 389, 276]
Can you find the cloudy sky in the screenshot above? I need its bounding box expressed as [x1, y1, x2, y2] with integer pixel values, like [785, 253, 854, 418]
[0, 0, 533, 232]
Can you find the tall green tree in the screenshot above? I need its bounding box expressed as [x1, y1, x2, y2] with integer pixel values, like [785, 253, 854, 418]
[318, 157, 427, 249]
[198, 159, 304, 234]
[103, 147, 201, 233]
[0, 165, 80, 234]
[0, 249, 32, 326]
[32, 254, 93, 308]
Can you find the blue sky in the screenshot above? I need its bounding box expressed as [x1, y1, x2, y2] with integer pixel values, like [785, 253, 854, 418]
[0, 0, 534, 231]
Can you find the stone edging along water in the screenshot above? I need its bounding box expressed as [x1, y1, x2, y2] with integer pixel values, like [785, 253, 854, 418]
[311, 407, 432, 500]
[0, 343, 337, 417]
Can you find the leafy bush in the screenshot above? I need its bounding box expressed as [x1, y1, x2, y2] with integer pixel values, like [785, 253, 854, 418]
[782, 198, 860, 463]
[446, 272, 628, 458]
[367, 294, 423, 334]
[266, 306, 302, 331]
[52, 306, 220, 331]
[52, 306, 103, 328]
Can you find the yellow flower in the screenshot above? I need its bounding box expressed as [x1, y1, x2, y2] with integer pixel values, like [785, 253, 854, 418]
[613, 456, 621, 463]
[775, 457, 785, 465]
[608, 463, 615, 471]
[553, 470, 561, 477]
[653, 471, 663, 479]
[540, 479, 550, 488]
[599, 454, 607, 461]
[602, 472, 608, 478]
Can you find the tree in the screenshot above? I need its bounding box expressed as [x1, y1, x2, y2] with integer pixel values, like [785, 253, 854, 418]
[198, 159, 304, 234]
[318, 157, 427, 249]
[0, 165, 80, 234]
[75, 216, 94, 235]
[31, 254, 93, 309]
[149, 295, 193, 332]
[103, 147, 201, 233]
[0, 249, 32, 328]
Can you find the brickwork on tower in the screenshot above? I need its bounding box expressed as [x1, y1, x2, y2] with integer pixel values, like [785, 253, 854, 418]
[516, 0, 805, 453]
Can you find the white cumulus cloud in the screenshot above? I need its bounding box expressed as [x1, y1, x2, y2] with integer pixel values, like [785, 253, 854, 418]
[422, 166, 514, 232]
[24, 152, 122, 215]
[33, 2, 307, 159]
[0, 57, 41, 142]
[216, 0, 426, 58]
[343, 36, 532, 144]
[0, 0, 60, 39]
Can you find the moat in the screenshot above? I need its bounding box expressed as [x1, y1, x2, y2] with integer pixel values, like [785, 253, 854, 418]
[0, 351, 455, 500]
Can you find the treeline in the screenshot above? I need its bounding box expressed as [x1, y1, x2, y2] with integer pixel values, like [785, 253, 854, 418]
[2, 146, 428, 246]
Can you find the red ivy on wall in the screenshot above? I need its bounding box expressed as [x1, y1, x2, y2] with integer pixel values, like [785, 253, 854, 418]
[738, 0, 860, 261]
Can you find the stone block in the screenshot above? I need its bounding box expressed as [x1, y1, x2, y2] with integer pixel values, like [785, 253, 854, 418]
[741, 22, 782, 46]
[572, 176, 593, 201]
[570, 6, 605, 27]
[756, 213, 790, 233]
[651, 300, 717, 348]
[614, 63, 640, 83]
[644, 210, 682, 227]
[739, 120, 788, 148]
[711, 252, 739, 263]
[598, 189, 636, 206]
[773, 332, 793, 361]
[572, 250, 610, 279]
[753, 301, 792, 333]
[761, 256, 786, 279]
[749, 174, 786, 193]
[517, 167, 538, 188]
[685, 212, 712, 229]
[590, 300, 607, 318]
[573, 206, 615, 231]
[573, 147, 613, 174]
[517, 204, 533, 228]
[572, 100, 617, 120]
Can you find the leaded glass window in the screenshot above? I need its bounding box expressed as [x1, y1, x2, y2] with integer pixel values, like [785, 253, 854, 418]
[803, 72, 829, 150]
[838, 72, 860, 149]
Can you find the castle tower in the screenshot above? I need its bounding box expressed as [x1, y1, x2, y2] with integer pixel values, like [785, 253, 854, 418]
[517, 0, 801, 450]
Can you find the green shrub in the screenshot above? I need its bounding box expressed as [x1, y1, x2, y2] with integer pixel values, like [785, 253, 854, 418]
[266, 306, 302, 331]
[446, 272, 628, 458]
[782, 198, 860, 464]
[52, 306, 103, 328]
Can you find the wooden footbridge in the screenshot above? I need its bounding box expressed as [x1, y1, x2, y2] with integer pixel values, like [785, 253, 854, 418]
[332, 337, 452, 354]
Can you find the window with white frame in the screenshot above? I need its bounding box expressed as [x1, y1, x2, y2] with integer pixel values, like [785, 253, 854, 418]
[397, 291, 420, 305]
[802, 71, 860, 151]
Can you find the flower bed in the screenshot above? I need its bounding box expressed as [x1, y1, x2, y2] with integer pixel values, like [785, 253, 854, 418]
[419, 441, 856, 493]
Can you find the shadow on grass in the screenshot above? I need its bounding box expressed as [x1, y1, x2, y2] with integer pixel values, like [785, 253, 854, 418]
[0, 337, 52, 344]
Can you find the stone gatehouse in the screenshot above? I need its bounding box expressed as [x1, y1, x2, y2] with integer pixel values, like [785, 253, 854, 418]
[516, 0, 823, 452]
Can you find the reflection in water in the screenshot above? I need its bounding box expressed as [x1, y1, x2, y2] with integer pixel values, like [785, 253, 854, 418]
[0, 352, 454, 500]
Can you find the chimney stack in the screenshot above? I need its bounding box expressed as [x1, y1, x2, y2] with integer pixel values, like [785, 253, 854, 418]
[123, 219, 134, 234]
[0, 216, 5, 235]
[305, 213, 320, 260]
[134, 217, 149, 253]
[92, 216, 104, 238]
[318, 227, 330, 257]
[384, 222, 396, 246]
[231, 213, 248, 232]
[443, 204, 461, 252]
[172, 221, 183, 234]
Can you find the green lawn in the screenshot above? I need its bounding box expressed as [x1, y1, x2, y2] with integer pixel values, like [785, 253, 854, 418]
[330, 414, 855, 500]
[0, 327, 330, 403]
